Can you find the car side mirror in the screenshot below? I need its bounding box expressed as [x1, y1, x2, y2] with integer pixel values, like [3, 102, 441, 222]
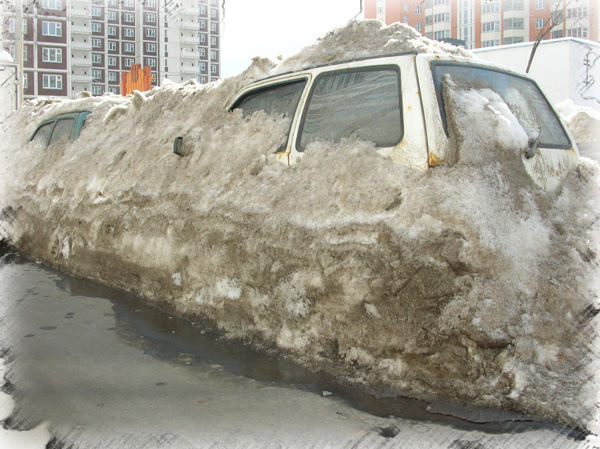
[173, 136, 184, 156]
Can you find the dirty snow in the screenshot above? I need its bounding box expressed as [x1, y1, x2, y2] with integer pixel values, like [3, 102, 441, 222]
[557, 99, 600, 162]
[0, 356, 51, 448]
[0, 20, 599, 432]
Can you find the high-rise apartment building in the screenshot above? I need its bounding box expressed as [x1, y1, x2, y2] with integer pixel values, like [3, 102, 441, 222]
[365, 0, 599, 50]
[1, 0, 221, 100]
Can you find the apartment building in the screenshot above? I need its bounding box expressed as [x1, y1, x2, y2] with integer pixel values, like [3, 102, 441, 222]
[365, 0, 599, 50]
[1, 0, 221, 100]
[163, 0, 220, 84]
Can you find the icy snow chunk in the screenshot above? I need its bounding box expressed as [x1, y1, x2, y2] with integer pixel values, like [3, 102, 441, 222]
[270, 20, 471, 76]
[172, 272, 182, 287]
[215, 278, 242, 300]
[364, 303, 382, 319]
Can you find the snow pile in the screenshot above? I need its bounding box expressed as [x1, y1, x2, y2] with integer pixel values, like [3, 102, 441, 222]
[556, 99, 600, 162]
[270, 19, 471, 76]
[0, 20, 599, 430]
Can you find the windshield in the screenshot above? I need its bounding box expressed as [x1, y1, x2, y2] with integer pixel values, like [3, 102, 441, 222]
[431, 62, 571, 149]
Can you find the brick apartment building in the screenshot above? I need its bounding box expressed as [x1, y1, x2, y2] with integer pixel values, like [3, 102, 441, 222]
[365, 0, 599, 49]
[1, 0, 221, 100]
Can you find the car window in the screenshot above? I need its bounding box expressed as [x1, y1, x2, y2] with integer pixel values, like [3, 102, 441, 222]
[232, 79, 307, 151]
[431, 63, 571, 149]
[31, 122, 55, 145]
[49, 118, 75, 146]
[298, 67, 403, 151]
[233, 79, 307, 118]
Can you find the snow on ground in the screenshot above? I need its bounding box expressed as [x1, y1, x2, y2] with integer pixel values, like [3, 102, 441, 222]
[0, 20, 599, 432]
[0, 356, 51, 448]
[557, 100, 600, 162]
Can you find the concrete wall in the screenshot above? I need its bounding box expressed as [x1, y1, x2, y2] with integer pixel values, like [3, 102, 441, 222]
[473, 38, 600, 111]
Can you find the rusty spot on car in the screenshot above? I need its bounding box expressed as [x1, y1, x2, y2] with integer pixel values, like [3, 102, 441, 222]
[429, 153, 442, 166]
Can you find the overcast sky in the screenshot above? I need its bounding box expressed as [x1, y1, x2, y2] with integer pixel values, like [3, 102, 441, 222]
[220, 0, 365, 78]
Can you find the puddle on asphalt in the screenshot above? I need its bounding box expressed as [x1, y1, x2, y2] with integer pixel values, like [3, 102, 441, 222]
[0, 250, 588, 440]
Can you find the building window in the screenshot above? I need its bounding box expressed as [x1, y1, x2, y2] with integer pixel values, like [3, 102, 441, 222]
[92, 38, 102, 48]
[482, 21, 500, 32]
[567, 7, 588, 19]
[43, 74, 62, 89]
[535, 18, 545, 29]
[92, 69, 102, 80]
[92, 6, 102, 17]
[108, 56, 117, 66]
[434, 13, 450, 23]
[200, 48, 206, 57]
[42, 21, 62, 37]
[199, 34, 206, 43]
[123, 43, 134, 52]
[504, 0, 524, 10]
[42, 0, 61, 10]
[504, 36, 524, 44]
[92, 85, 104, 95]
[108, 26, 117, 36]
[481, 39, 500, 47]
[535, 0, 545, 9]
[482, 1, 500, 14]
[108, 11, 117, 21]
[211, 64, 217, 74]
[552, 29, 564, 38]
[124, 58, 134, 67]
[146, 13, 156, 23]
[145, 28, 156, 38]
[42, 47, 62, 63]
[567, 27, 588, 38]
[108, 86, 119, 94]
[211, 8, 218, 19]
[146, 43, 156, 53]
[124, 28, 135, 38]
[92, 22, 102, 33]
[108, 0, 117, 5]
[123, 0, 134, 6]
[210, 50, 217, 60]
[504, 18, 524, 29]
[92, 53, 102, 64]
[124, 13, 134, 23]
[415, 5, 422, 15]
[108, 72, 118, 82]
[200, 62, 206, 71]
[108, 41, 117, 51]
[146, 58, 156, 68]
[434, 30, 451, 40]
[415, 22, 422, 31]
[199, 19, 207, 29]
[23, 73, 28, 89]
[146, 0, 156, 6]
[210, 36, 217, 46]
[210, 22, 217, 32]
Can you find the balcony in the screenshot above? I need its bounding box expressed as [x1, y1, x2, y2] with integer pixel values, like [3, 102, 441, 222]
[180, 49, 196, 59]
[71, 74, 91, 83]
[177, 6, 199, 16]
[71, 41, 92, 51]
[70, 8, 91, 18]
[71, 24, 91, 35]
[180, 35, 198, 45]
[181, 66, 198, 75]
[71, 57, 92, 67]
[180, 21, 199, 31]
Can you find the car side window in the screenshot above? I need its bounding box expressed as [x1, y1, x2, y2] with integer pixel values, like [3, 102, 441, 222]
[31, 122, 55, 146]
[49, 118, 76, 146]
[298, 66, 403, 151]
[232, 79, 307, 151]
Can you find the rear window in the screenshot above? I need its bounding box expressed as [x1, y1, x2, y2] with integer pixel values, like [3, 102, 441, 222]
[298, 66, 402, 151]
[431, 62, 571, 149]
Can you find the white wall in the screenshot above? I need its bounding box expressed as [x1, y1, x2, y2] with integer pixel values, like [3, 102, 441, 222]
[0, 62, 18, 123]
[473, 38, 600, 111]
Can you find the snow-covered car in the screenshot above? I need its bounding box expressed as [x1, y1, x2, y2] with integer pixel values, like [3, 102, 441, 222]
[30, 111, 89, 148]
[224, 52, 578, 191]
